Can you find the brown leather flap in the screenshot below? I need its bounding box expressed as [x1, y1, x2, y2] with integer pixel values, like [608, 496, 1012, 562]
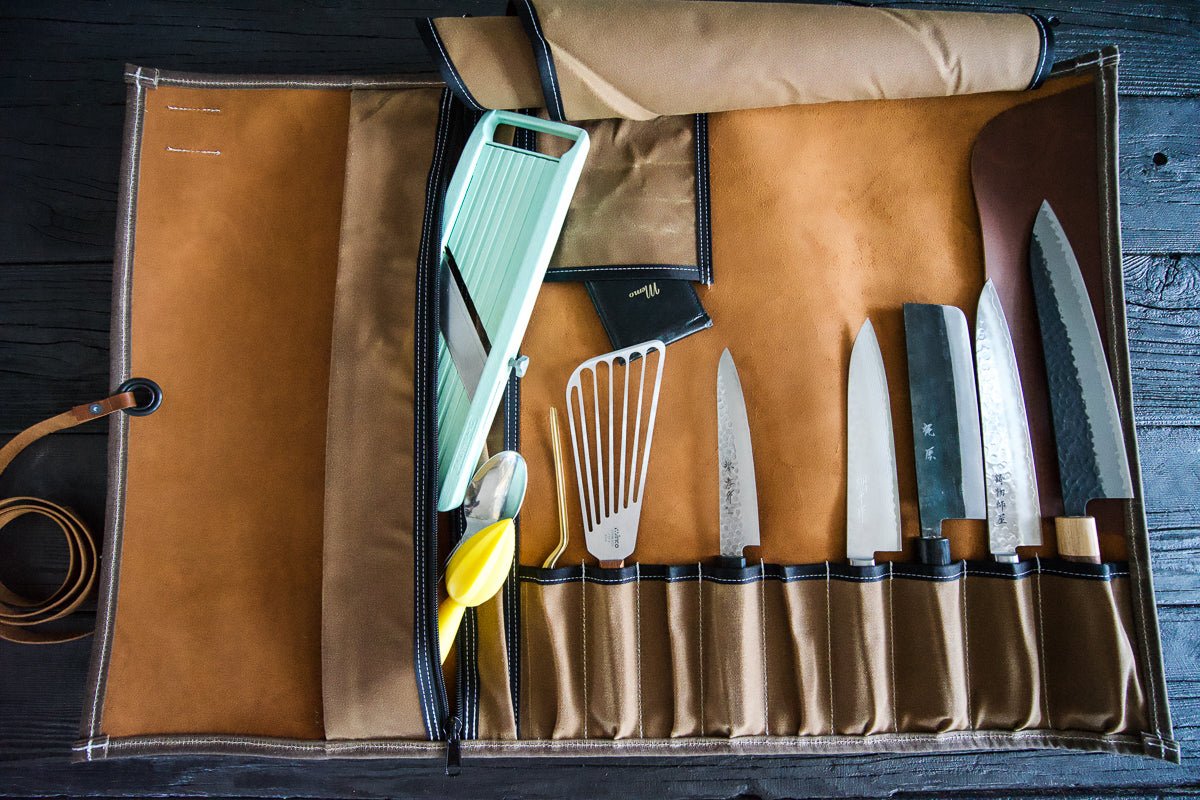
[425, 0, 1051, 121]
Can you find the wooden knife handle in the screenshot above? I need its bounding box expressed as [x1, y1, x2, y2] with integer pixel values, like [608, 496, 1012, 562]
[1055, 516, 1102, 564]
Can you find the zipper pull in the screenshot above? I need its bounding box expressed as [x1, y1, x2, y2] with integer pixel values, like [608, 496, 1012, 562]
[444, 715, 462, 776]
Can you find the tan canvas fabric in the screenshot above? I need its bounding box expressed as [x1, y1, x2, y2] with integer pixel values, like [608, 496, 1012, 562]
[432, 1, 1045, 121]
[321, 88, 442, 740]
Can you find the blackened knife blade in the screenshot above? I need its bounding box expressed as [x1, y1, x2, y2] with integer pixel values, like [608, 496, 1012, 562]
[904, 303, 986, 565]
[1029, 200, 1133, 562]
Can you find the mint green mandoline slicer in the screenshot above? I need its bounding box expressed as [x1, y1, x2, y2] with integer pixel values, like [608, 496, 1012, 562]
[436, 110, 589, 512]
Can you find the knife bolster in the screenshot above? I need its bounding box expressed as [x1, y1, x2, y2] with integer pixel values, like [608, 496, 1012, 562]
[1055, 516, 1102, 564]
[914, 536, 951, 566]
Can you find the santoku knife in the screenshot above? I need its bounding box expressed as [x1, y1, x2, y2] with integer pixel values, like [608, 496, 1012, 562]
[846, 319, 902, 566]
[904, 303, 986, 565]
[716, 348, 760, 568]
[1029, 200, 1133, 563]
[975, 280, 1042, 562]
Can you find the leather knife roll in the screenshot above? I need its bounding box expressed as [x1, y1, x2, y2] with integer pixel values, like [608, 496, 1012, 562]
[71, 1, 1174, 766]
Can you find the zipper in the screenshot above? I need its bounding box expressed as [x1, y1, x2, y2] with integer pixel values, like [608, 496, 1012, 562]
[444, 715, 462, 775]
[416, 89, 455, 751]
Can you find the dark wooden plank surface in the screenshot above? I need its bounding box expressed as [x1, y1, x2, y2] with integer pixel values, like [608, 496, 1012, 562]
[1, 1, 1198, 798]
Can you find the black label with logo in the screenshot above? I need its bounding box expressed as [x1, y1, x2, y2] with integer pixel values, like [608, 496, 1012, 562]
[585, 278, 712, 350]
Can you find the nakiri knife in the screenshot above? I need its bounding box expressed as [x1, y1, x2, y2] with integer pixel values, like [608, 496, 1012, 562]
[975, 280, 1042, 562]
[846, 320, 903, 567]
[716, 348, 760, 568]
[904, 303, 986, 566]
[1029, 200, 1133, 563]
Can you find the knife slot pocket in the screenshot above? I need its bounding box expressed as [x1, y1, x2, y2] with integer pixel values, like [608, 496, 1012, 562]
[583, 567, 643, 738]
[520, 569, 586, 739]
[771, 575, 831, 735]
[699, 567, 769, 737]
[963, 564, 1045, 730]
[1035, 561, 1148, 735]
[889, 565, 972, 733]
[829, 568, 895, 735]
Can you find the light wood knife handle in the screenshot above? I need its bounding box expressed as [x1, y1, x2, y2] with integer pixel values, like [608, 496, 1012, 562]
[1055, 516, 1102, 564]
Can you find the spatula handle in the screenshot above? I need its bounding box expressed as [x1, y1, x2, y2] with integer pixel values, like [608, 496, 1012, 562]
[1055, 516, 1101, 564]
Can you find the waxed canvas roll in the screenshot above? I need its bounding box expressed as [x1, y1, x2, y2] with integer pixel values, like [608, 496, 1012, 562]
[321, 87, 441, 742]
[1039, 568, 1147, 734]
[964, 570, 1045, 730]
[828, 574, 893, 735]
[520, 572, 586, 739]
[775, 578, 832, 736]
[890, 570, 971, 733]
[538, 114, 706, 280]
[426, 0, 1049, 121]
[700, 572, 768, 737]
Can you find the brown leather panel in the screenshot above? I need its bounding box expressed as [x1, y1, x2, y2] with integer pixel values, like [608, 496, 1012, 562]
[965, 574, 1045, 729]
[972, 80, 1128, 557]
[539, 115, 699, 271]
[891, 576, 970, 732]
[518, 75, 1090, 569]
[1039, 572, 1147, 734]
[321, 88, 441, 740]
[526, 0, 1043, 121]
[101, 86, 349, 739]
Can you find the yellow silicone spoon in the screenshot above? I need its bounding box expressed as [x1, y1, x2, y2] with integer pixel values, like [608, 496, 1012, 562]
[438, 518, 515, 663]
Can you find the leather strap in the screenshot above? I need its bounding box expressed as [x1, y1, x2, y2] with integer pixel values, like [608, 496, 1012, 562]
[0, 391, 138, 644]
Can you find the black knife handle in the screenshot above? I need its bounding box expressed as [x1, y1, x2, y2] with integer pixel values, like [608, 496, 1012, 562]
[914, 537, 951, 566]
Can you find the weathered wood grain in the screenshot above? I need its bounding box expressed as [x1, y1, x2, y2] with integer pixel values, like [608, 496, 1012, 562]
[1125, 255, 1200, 425]
[0, 263, 111, 435]
[0, 1, 1197, 264]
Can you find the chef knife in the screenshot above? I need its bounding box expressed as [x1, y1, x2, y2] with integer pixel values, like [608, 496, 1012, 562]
[717, 348, 760, 568]
[1029, 200, 1133, 563]
[904, 303, 986, 565]
[846, 320, 903, 567]
[975, 280, 1042, 562]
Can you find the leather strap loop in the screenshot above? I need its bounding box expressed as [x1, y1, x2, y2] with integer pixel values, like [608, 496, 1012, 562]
[0, 391, 139, 644]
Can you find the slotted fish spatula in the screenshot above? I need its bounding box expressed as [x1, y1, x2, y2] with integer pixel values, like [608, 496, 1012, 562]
[565, 340, 666, 568]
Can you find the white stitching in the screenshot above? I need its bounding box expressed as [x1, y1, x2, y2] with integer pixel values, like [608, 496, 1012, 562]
[758, 559, 768, 735]
[635, 563, 644, 739]
[581, 562, 588, 739]
[517, 566, 1126, 585]
[887, 561, 897, 733]
[426, 20, 484, 112]
[88, 77, 145, 740]
[1035, 556, 1052, 728]
[825, 561, 835, 735]
[961, 562, 973, 728]
[164, 145, 220, 156]
[165, 105, 220, 113]
[697, 563, 705, 734]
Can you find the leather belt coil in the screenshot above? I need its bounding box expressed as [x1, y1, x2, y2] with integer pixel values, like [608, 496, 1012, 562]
[0, 390, 141, 644]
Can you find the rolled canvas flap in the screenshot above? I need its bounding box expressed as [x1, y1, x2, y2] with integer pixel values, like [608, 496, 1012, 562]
[425, 0, 1052, 121]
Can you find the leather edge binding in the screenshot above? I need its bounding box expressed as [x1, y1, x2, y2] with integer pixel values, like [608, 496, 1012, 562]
[72, 728, 1165, 762]
[1090, 46, 1178, 762]
[1026, 14, 1056, 90]
[79, 69, 147, 750]
[418, 18, 487, 112]
[545, 264, 704, 282]
[512, 0, 567, 121]
[695, 113, 714, 284]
